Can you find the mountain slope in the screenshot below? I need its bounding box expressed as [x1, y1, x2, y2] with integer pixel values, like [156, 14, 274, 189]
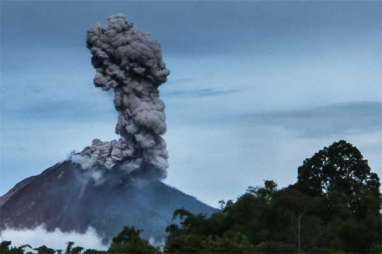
[0, 161, 216, 241]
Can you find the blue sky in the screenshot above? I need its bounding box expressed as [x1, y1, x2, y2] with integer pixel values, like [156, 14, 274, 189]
[1, 1, 381, 206]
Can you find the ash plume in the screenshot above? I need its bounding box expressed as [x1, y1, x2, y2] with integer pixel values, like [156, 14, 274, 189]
[70, 15, 170, 178]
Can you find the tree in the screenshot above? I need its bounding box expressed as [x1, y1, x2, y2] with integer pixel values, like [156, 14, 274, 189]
[34, 246, 55, 254]
[0, 241, 12, 253]
[70, 247, 83, 254]
[0, 241, 33, 254]
[82, 249, 106, 254]
[297, 140, 381, 216]
[108, 226, 158, 254]
[165, 181, 281, 253]
[200, 232, 255, 253]
[297, 140, 382, 252]
[247, 180, 277, 204]
[275, 186, 319, 252]
[64, 242, 74, 254]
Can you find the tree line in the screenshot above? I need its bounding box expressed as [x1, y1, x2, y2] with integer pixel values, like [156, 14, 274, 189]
[1, 140, 381, 253]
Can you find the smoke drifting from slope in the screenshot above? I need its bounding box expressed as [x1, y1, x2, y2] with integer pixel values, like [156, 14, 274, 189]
[70, 15, 170, 178]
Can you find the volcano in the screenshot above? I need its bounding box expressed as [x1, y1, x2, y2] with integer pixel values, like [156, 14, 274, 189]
[0, 161, 215, 241]
[0, 15, 216, 243]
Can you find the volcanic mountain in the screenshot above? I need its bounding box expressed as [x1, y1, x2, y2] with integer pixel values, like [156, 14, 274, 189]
[0, 161, 216, 241]
[0, 15, 216, 243]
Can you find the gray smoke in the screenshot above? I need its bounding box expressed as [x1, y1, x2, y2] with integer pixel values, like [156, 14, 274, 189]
[70, 15, 170, 178]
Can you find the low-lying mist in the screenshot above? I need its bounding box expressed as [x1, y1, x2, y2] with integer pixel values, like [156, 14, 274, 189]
[0, 225, 107, 251]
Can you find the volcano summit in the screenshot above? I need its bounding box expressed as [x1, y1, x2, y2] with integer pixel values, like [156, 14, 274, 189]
[0, 15, 215, 241]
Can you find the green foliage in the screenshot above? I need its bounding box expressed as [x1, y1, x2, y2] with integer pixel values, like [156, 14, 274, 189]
[296, 140, 381, 252]
[0, 241, 12, 253]
[200, 232, 256, 253]
[64, 242, 74, 254]
[0, 241, 33, 254]
[82, 250, 106, 254]
[165, 141, 382, 254]
[108, 226, 158, 254]
[165, 230, 255, 254]
[254, 241, 295, 253]
[297, 140, 380, 215]
[34, 246, 56, 254]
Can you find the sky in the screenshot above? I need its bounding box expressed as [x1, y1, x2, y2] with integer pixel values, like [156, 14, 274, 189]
[1, 1, 381, 207]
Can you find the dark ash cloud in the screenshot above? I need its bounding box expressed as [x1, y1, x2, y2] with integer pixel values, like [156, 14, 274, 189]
[71, 15, 169, 178]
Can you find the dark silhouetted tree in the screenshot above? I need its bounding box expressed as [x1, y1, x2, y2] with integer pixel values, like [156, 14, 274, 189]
[108, 226, 158, 254]
[34, 246, 55, 254]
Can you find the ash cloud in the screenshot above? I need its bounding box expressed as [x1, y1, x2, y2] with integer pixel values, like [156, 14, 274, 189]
[70, 15, 170, 178]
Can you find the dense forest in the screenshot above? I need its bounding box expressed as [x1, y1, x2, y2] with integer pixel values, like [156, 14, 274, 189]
[1, 140, 381, 254]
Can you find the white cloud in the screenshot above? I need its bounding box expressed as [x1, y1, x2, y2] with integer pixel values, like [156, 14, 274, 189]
[0, 226, 107, 251]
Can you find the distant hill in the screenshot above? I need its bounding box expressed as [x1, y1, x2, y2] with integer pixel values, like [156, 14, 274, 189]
[0, 161, 216, 242]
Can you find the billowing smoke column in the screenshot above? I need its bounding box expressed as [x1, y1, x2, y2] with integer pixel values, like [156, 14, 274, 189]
[70, 15, 170, 178]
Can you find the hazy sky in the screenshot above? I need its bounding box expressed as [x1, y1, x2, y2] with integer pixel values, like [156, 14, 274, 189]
[1, 1, 381, 207]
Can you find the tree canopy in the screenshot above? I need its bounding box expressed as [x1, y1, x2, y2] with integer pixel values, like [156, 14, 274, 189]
[164, 140, 381, 253]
